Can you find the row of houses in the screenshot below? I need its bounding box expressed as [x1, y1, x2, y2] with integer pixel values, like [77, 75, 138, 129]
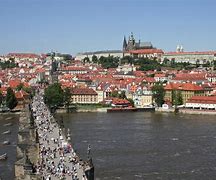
[1, 52, 216, 110]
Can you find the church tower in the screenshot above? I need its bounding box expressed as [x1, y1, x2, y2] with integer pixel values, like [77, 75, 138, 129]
[123, 36, 127, 57]
[127, 32, 136, 51]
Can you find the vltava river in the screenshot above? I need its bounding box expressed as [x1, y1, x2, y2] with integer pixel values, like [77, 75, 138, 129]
[0, 114, 19, 180]
[58, 112, 216, 180]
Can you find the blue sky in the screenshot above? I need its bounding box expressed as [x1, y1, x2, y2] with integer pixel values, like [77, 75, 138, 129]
[0, 0, 215, 55]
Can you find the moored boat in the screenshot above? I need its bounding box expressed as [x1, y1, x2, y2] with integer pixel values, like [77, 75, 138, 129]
[2, 130, 11, 135]
[2, 140, 10, 145]
[3, 123, 12, 127]
[0, 153, 7, 160]
[107, 107, 137, 112]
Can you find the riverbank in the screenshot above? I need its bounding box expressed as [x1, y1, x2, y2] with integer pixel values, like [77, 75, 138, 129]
[155, 107, 216, 115]
[179, 108, 216, 115]
[0, 111, 21, 115]
[155, 107, 176, 113]
[51, 103, 216, 116]
[56, 107, 111, 113]
[56, 106, 155, 113]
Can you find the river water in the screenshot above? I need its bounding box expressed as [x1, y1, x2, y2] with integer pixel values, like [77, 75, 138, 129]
[0, 114, 19, 180]
[1, 112, 216, 180]
[57, 112, 216, 180]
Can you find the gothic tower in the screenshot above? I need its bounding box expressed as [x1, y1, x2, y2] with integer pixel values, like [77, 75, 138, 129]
[127, 32, 135, 51]
[122, 36, 127, 57]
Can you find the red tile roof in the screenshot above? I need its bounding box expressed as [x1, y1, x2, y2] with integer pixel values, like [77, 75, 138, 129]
[111, 98, 130, 105]
[15, 90, 29, 100]
[154, 73, 167, 78]
[165, 82, 203, 91]
[187, 96, 216, 104]
[172, 73, 207, 81]
[7, 53, 40, 59]
[71, 88, 97, 95]
[8, 79, 21, 88]
[129, 49, 164, 54]
[165, 51, 216, 55]
[35, 68, 45, 73]
[8, 80, 29, 89]
[62, 66, 87, 71]
[143, 77, 156, 83]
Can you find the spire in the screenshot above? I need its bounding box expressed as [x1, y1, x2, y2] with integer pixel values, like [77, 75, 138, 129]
[123, 36, 127, 51]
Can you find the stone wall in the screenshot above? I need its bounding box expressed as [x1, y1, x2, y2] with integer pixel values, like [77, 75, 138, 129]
[14, 106, 41, 180]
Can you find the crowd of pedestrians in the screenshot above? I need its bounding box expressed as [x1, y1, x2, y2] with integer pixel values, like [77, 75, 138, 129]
[31, 91, 87, 180]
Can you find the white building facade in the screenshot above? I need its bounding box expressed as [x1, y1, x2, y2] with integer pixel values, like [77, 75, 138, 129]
[162, 51, 216, 64]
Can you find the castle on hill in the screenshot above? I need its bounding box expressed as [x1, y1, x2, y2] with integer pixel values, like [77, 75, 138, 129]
[123, 32, 154, 52]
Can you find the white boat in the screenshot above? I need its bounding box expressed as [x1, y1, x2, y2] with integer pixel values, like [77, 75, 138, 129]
[2, 140, 10, 145]
[0, 153, 7, 160]
[2, 130, 11, 135]
[3, 123, 12, 127]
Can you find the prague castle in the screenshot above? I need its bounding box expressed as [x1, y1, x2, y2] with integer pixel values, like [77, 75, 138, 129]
[76, 33, 163, 61]
[123, 32, 153, 52]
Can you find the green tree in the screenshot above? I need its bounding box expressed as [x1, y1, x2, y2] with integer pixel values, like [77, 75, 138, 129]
[110, 90, 127, 99]
[44, 83, 64, 109]
[170, 59, 175, 68]
[83, 57, 90, 64]
[121, 56, 134, 65]
[92, 55, 98, 64]
[176, 91, 183, 105]
[119, 91, 127, 99]
[16, 83, 24, 91]
[110, 91, 118, 98]
[152, 83, 165, 107]
[214, 60, 216, 70]
[135, 57, 161, 71]
[63, 87, 72, 112]
[62, 54, 72, 61]
[163, 58, 170, 66]
[23, 87, 32, 94]
[172, 90, 183, 107]
[0, 59, 18, 69]
[6, 87, 17, 110]
[127, 98, 134, 107]
[98, 56, 119, 69]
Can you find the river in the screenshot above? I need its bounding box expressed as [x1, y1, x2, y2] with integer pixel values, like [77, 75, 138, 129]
[56, 112, 216, 180]
[1, 112, 216, 179]
[0, 114, 19, 180]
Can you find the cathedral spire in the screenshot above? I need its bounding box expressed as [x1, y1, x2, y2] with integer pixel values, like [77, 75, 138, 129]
[123, 36, 127, 51]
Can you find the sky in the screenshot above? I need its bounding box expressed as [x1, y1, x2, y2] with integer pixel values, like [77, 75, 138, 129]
[0, 0, 216, 55]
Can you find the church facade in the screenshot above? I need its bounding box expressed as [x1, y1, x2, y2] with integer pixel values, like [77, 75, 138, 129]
[123, 32, 153, 52]
[123, 33, 164, 59]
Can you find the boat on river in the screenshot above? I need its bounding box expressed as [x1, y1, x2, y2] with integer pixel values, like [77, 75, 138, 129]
[3, 122, 12, 127]
[2, 140, 10, 145]
[0, 153, 7, 160]
[107, 107, 138, 112]
[2, 130, 11, 135]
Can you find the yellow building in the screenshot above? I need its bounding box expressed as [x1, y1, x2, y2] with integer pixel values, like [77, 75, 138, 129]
[71, 88, 98, 104]
[164, 82, 205, 104]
